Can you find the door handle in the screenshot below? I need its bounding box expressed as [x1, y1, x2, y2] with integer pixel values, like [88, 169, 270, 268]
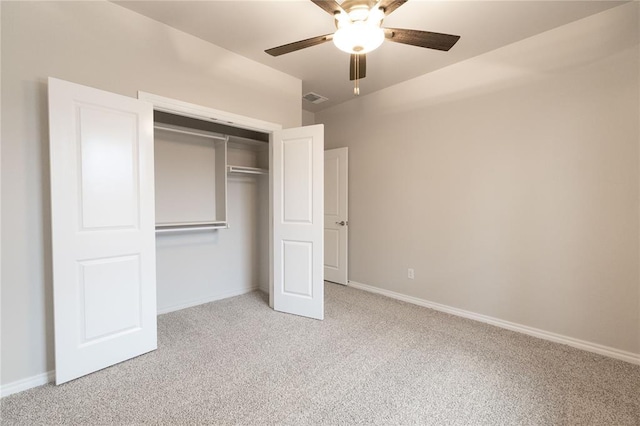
[336, 221, 347, 226]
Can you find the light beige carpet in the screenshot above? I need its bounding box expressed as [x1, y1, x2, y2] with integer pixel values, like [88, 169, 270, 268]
[2, 283, 639, 425]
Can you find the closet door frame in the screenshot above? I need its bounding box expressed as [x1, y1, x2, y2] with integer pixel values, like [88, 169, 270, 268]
[139, 92, 324, 320]
[138, 92, 282, 135]
[138, 92, 282, 307]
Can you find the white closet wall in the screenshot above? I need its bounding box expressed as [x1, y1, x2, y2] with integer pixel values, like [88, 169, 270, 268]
[155, 129, 220, 224]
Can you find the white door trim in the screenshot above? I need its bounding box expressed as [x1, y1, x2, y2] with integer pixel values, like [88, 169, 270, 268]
[137, 92, 282, 133]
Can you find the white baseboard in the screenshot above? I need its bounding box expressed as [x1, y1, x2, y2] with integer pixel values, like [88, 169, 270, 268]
[1, 370, 54, 398]
[157, 286, 259, 315]
[348, 280, 640, 366]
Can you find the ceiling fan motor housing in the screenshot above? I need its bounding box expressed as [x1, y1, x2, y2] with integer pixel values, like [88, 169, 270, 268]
[339, 0, 379, 14]
[335, 0, 384, 25]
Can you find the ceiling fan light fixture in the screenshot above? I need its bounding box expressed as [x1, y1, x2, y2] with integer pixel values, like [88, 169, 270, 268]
[333, 21, 385, 54]
[266, 0, 461, 95]
[367, 6, 385, 25]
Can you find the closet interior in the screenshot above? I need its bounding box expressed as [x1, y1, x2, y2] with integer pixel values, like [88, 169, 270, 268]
[152, 111, 270, 314]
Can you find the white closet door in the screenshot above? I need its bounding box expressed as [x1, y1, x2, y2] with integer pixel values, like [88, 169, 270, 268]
[48, 78, 157, 384]
[271, 125, 324, 320]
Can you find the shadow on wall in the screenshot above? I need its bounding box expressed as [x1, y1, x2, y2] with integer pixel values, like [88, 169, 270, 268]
[22, 79, 57, 374]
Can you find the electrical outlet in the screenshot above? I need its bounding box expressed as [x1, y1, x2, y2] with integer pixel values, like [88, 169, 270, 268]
[408, 268, 415, 279]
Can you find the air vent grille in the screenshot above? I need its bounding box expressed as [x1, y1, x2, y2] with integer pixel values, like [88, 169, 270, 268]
[303, 92, 329, 104]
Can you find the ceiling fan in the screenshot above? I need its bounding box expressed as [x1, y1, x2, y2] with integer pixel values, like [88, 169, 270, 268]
[265, 0, 461, 95]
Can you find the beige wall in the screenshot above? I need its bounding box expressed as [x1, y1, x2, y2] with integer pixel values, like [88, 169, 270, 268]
[317, 3, 640, 355]
[302, 110, 316, 126]
[1, 1, 300, 386]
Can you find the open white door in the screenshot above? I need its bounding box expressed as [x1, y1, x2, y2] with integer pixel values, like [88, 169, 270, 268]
[271, 125, 324, 320]
[324, 148, 348, 285]
[48, 78, 157, 384]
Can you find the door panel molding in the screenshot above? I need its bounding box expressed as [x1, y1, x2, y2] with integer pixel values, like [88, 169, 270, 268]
[272, 125, 324, 320]
[49, 78, 157, 384]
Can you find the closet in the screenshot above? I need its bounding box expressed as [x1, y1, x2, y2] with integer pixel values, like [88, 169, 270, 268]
[48, 77, 324, 385]
[152, 111, 271, 313]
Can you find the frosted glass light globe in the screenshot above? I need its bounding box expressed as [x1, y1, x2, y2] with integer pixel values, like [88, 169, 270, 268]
[333, 21, 385, 54]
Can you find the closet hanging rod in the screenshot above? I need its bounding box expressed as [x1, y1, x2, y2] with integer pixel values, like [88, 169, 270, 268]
[227, 165, 269, 175]
[154, 124, 229, 141]
[155, 221, 229, 233]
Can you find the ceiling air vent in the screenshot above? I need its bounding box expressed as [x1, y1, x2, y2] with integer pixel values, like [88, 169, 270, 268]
[303, 92, 328, 104]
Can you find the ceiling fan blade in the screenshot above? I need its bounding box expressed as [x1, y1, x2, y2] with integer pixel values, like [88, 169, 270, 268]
[349, 54, 367, 81]
[265, 33, 334, 57]
[384, 28, 460, 51]
[311, 0, 345, 16]
[377, 0, 408, 16]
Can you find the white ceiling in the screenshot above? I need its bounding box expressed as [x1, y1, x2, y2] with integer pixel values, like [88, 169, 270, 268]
[114, 1, 624, 112]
